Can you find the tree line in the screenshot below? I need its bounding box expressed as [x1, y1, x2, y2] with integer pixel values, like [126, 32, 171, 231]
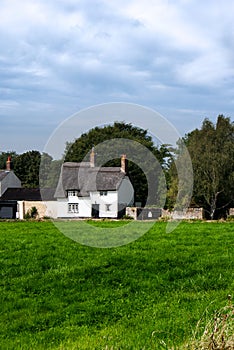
[1, 116, 233, 219]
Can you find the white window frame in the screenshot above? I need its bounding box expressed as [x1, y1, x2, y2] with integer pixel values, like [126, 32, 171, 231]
[68, 203, 79, 213]
[68, 190, 78, 197]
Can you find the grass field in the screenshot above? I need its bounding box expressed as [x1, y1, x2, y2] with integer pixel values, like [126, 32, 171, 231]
[0, 220, 233, 349]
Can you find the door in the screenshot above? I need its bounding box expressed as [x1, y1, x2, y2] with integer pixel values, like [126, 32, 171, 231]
[0, 201, 17, 219]
[92, 204, 100, 218]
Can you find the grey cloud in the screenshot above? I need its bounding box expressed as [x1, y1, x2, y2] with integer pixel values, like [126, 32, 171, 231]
[0, 0, 234, 152]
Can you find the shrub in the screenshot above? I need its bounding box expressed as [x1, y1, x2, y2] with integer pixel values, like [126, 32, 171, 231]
[24, 206, 38, 220]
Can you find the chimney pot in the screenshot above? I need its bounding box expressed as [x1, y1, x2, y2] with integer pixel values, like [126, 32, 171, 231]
[90, 147, 95, 167]
[6, 156, 11, 171]
[121, 154, 128, 173]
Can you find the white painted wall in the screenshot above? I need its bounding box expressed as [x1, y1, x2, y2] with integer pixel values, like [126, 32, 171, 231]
[90, 191, 118, 218]
[44, 201, 58, 218]
[57, 197, 92, 218]
[17, 201, 24, 220]
[0, 172, 21, 196]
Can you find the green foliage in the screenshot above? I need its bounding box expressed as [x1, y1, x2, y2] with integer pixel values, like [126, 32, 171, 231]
[122, 214, 134, 220]
[39, 153, 62, 189]
[24, 206, 38, 219]
[0, 221, 233, 349]
[169, 115, 234, 218]
[14, 150, 41, 188]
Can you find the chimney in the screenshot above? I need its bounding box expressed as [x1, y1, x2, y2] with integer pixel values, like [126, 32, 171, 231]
[121, 154, 128, 173]
[90, 147, 96, 167]
[6, 156, 11, 171]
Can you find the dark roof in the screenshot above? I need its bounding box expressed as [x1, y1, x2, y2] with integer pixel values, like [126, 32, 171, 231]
[1, 188, 56, 201]
[0, 171, 9, 181]
[55, 162, 126, 198]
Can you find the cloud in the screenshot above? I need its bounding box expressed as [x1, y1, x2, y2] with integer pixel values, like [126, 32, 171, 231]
[0, 0, 234, 152]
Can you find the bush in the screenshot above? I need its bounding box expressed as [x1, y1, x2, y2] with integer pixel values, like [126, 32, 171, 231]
[24, 206, 38, 220]
[227, 215, 234, 222]
[122, 214, 134, 220]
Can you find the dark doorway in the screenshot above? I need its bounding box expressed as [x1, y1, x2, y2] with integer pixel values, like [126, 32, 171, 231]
[0, 201, 17, 219]
[92, 204, 100, 218]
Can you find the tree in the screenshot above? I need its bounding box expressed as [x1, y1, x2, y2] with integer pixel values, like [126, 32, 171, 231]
[64, 122, 171, 206]
[184, 115, 234, 219]
[40, 153, 62, 189]
[14, 151, 41, 188]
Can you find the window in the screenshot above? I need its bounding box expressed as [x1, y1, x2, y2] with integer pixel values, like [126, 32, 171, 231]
[68, 203, 79, 213]
[100, 191, 107, 196]
[68, 190, 77, 197]
[106, 204, 111, 211]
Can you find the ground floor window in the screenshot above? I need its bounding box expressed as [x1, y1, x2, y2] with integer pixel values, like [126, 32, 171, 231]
[68, 203, 79, 213]
[106, 204, 111, 211]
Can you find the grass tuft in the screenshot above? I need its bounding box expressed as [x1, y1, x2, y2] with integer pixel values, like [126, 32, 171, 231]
[177, 297, 234, 350]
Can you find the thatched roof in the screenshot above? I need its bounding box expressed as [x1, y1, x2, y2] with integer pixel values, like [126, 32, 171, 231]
[55, 162, 126, 198]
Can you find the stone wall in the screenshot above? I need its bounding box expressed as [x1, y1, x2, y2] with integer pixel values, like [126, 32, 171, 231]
[126, 207, 204, 220]
[163, 208, 204, 220]
[18, 201, 57, 219]
[24, 201, 47, 218]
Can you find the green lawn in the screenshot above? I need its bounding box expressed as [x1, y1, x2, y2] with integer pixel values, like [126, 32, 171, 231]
[0, 220, 233, 349]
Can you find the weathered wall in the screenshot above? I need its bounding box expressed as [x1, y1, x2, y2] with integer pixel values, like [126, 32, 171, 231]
[24, 201, 47, 218]
[163, 208, 204, 220]
[126, 207, 204, 220]
[18, 201, 57, 219]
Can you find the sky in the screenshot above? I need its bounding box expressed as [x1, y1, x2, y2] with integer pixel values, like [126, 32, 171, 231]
[1, 0, 234, 155]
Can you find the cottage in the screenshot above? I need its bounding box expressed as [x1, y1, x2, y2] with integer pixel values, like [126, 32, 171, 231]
[0, 157, 22, 218]
[54, 152, 134, 218]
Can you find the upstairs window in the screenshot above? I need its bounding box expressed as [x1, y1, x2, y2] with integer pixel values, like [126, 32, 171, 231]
[68, 190, 78, 197]
[68, 203, 79, 213]
[100, 191, 107, 196]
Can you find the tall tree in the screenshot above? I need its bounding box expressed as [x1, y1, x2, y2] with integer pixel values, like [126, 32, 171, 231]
[184, 115, 234, 219]
[14, 151, 41, 188]
[40, 153, 62, 189]
[65, 122, 171, 206]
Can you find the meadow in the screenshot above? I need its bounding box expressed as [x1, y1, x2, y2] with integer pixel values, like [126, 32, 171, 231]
[0, 220, 233, 349]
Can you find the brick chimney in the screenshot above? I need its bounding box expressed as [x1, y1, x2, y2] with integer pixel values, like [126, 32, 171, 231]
[90, 147, 96, 167]
[6, 156, 11, 171]
[121, 154, 128, 173]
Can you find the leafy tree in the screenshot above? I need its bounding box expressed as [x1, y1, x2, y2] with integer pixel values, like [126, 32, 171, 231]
[14, 151, 41, 188]
[184, 115, 234, 219]
[40, 154, 62, 189]
[165, 141, 194, 211]
[65, 122, 171, 206]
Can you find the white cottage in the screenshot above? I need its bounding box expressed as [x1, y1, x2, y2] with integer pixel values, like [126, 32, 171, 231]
[54, 153, 134, 218]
